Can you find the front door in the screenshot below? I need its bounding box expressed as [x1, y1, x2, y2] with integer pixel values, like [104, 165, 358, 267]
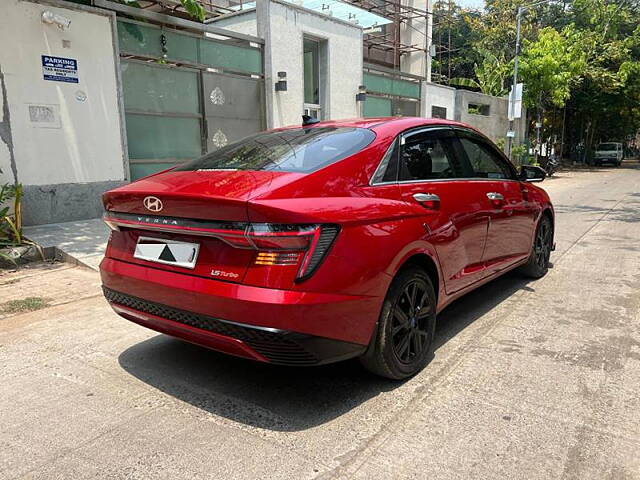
[456, 132, 536, 271]
[396, 128, 492, 294]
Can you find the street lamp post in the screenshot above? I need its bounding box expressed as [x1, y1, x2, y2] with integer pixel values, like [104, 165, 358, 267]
[507, 0, 556, 162]
[507, 6, 523, 161]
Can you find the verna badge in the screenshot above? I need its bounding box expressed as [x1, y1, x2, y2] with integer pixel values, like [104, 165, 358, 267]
[143, 196, 163, 213]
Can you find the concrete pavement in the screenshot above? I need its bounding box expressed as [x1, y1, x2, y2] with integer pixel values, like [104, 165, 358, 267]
[2, 162, 640, 479]
[23, 218, 109, 271]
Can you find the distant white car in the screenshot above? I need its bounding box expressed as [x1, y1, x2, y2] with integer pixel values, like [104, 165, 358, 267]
[594, 142, 623, 166]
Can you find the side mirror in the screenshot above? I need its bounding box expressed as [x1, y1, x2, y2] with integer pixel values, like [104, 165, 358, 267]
[519, 165, 546, 183]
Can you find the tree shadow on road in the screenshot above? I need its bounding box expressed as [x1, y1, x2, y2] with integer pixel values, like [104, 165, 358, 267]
[553, 199, 640, 224]
[118, 269, 536, 431]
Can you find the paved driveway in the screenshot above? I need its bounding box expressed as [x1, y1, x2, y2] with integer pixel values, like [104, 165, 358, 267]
[2, 162, 640, 479]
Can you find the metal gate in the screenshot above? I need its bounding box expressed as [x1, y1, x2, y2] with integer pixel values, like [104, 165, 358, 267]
[116, 18, 265, 180]
[202, 72, 263, 151]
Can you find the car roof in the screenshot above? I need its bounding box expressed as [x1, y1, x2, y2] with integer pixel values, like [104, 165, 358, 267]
[282, 116, 482, 136]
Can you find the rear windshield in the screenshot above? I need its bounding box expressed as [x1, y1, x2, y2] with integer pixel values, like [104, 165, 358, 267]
[598, 143, 619, 150]
[176, 127, 375, 173]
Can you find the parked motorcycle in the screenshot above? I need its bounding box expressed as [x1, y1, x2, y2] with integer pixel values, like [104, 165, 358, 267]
[544, 156, 560, 177]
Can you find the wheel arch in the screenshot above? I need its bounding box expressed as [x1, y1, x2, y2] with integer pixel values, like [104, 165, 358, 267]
[541, 206, 555, 238]
[394, 252, 441, 304]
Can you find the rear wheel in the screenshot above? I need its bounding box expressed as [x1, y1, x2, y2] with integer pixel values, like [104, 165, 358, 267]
[519, 215, 553, 278]
[360, 266, 436, 380]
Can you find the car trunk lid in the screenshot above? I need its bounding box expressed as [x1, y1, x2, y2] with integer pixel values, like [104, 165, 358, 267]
[103, 169, 307, 285]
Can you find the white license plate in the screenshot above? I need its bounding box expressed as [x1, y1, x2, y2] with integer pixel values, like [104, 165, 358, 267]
[134, 236, 199, 269]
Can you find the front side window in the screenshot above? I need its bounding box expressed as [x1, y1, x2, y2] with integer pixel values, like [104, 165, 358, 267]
[399, 131, 462, 181]
[459, 138, 513, 179]
[176, 127, 375, 174]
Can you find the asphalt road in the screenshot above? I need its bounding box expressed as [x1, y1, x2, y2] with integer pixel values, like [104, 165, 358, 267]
[2, 161, 640, 479]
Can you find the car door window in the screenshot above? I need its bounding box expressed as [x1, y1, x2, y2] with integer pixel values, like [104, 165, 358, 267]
[371, 139, 400, 183]
[399, 130, 462, 181]
[459, 137, 513, 179]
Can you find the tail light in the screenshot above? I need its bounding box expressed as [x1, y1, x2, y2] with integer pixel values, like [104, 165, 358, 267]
[247, 224, 340, 282]
[207, 222, 339, 281]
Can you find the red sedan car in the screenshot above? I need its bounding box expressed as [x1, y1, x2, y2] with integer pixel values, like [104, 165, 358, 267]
[101, 117, 553, 379]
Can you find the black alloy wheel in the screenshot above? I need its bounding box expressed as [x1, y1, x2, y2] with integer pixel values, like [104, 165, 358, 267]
[360, 266, 436, 380]
[520, 215, 553, 279]
[534, 218, 552, 270]
[391, 280, 431, 365]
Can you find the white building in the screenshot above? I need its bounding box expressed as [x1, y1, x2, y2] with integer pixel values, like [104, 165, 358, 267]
[0, 0, 525, 226]
[0, 0, 126, 225]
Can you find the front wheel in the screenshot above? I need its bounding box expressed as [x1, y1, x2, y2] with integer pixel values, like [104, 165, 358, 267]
[360, 266, 436, 380]
[519, 215, 553, 278]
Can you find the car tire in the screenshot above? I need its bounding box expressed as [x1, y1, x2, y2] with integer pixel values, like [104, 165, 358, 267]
[360, 266, 436, 380]
[519, 215, 553, 279]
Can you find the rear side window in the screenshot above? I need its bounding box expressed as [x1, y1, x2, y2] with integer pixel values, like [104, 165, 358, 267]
[399, 130, 463, 181]
[176, 127, 375, 173]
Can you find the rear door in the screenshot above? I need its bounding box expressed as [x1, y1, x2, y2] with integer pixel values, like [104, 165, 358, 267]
[455, 130, 536, 270]
[396, 127, 492, 294]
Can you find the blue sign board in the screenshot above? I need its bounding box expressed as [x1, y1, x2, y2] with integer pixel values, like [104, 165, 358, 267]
[42, 55, 78, 83]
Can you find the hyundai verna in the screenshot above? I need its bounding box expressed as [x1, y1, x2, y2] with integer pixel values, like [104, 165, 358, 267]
[100, 117, 554, 379]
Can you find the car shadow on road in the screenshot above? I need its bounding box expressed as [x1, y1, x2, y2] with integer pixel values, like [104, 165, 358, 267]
[118, 271, 535, 432]
[433, 271, 533, 351]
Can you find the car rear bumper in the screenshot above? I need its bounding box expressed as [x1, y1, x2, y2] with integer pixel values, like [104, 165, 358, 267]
[100, 258, 375, 365]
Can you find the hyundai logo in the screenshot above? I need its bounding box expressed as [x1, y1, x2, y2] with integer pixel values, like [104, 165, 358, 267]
[143, 196, 163, 212]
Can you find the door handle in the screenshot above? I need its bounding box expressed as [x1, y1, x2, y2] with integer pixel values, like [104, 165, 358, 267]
[486, 192, 504, 201]
[413, 193, 440, 202]
[413, 193, 440, 209]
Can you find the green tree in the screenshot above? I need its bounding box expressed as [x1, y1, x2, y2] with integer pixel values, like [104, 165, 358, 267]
[520, 27, 586, 110]
[119, 0, 205, 22]
[449, 49, 511, 96]
[432, 0, 482, 82]
[430, 0, 640, 155]
[564, 0, 640, 154]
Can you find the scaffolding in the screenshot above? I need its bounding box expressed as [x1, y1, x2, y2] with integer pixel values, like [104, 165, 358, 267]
[342, 0, 459, 82]
[120, 0, 458, 84]
[115, 0, 246, 20]
[339, 0, 429, 70]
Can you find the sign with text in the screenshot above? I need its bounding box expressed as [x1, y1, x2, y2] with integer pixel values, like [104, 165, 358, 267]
[42, 55, 78, 83]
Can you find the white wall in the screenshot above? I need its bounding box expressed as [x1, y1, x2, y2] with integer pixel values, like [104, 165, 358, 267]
[216, 1, 363, 129]
[0, 0, 125, 187]
[454, 89, 527, 149]
[210, 9, 258, 37]
[423, 82, 456, 120]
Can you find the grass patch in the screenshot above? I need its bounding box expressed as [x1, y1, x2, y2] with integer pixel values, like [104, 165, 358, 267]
[1, 297, 50, 314]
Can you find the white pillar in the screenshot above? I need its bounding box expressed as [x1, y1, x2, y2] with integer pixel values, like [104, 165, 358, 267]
[399, 0, 431, 82]
[256, 0, 275, 129]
